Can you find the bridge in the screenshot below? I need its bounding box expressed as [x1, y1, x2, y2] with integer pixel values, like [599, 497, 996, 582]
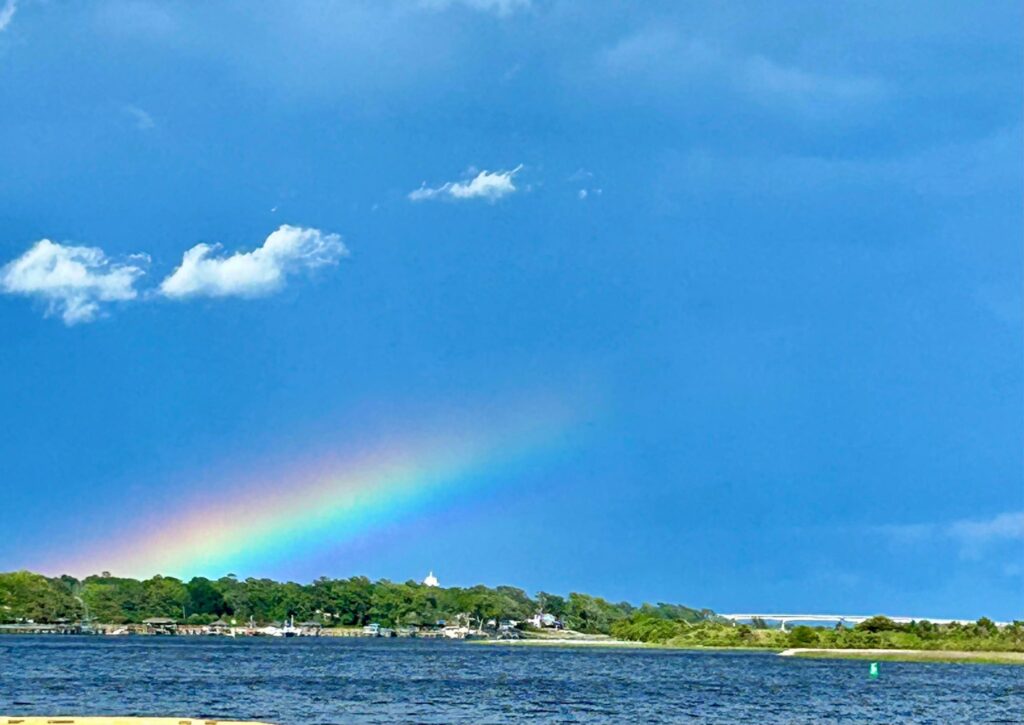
[718, 613, 1015, 631]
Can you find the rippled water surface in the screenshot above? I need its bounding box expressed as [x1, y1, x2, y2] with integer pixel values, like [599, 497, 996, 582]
[1, 637, 1022, 724]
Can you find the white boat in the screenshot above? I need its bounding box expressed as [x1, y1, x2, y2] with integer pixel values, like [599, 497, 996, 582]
[282, 616, 300, 637]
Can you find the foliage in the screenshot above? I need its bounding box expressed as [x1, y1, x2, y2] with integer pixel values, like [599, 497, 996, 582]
[0, 571, 82, 623]
[610, 615, 1024, 652]
[4, 568, 1019, 653]
[0, 570, 677, 633]
[564, 593, 634, 633]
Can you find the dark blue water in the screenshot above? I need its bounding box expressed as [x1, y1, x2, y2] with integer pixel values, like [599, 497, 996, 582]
[0, 637, 1021, 724]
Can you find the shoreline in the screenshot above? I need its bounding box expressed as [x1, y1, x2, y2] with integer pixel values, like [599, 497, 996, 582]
[779, 648, 1024, 665]
[474, 638, 773, 652]
[477, 639, 1024, 664]
[2, 631, 1022, 664]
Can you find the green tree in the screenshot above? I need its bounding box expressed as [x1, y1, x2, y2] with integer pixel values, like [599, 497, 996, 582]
[80, 575, 146, 623]
[855, 616, 903, 633]
[565, 592, 631, 634]
[0, 571, 82, 623]
[142, 576, 189, 619]
[787, 626, 820, 647]
[186, 577, 230, 616]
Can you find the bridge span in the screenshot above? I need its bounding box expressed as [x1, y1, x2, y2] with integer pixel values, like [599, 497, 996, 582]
[718, 613, 1014, 631]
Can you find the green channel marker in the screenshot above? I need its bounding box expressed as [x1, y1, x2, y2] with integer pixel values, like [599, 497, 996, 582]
[869, 662, 879, 679]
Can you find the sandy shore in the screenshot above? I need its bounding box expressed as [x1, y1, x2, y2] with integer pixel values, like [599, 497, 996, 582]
[780, 648, 1024, 665]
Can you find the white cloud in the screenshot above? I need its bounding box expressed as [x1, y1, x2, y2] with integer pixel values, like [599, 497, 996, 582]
[123, 104, 155, 130]
[0, 239, 145, 325]
[409, 165, 523, 202]
[159, 224, 347, 299]
[0, 0, 16, 32]
[418, 0, 530, 17]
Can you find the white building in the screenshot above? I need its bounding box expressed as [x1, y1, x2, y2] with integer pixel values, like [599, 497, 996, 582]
[422, 571, 439, 587]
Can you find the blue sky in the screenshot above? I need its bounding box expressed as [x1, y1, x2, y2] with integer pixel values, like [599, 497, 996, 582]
[1, 0, 1021, 619]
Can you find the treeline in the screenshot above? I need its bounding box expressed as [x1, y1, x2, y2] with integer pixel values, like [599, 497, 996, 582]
[0, 570, 705, 633]
[611, 614, 1024, 652]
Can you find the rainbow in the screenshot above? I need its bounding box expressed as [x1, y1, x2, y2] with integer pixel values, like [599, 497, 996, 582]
[52, 402, 583, 580]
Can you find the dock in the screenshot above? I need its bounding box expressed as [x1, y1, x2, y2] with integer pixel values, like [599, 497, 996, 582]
[0, 624, 84, 635]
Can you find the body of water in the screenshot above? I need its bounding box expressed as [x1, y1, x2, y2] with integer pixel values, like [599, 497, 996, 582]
[0, 636, 1021, 724]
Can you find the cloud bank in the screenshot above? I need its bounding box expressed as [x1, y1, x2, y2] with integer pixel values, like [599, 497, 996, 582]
[0, 239, 146, 325]
[159, 225, 347, 299]
[409, 165, 523, 202]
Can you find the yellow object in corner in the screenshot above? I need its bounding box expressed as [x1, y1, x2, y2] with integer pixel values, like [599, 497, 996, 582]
[3, 719, 275, 725]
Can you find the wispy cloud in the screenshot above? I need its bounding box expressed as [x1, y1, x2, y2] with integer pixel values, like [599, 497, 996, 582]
[740, 54, 883, 107]
[122, 104, 155, 130]
[0, 240, 146, 325]
[418, 0, 530, 17]
[159, 224, 347, 299]
[93, 0, 178, 38]
[569, 169, 602, 201]
[654, 126, 1021, 212]
[409, 165, 523, 202]
[877, 511, 1024, 559]
[0, 0, 16, 32]
[949, 512, 1024, 546]
[600, 28, 884, 113]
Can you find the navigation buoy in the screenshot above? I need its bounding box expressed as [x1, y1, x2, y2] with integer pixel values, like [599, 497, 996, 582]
[869, 662, 879, 679]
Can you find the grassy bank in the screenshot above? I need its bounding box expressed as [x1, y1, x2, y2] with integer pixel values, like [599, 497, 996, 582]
[610, 615, 1024, 655]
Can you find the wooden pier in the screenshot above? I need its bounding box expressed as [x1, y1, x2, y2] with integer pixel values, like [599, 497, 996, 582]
[0, 624, 83, 635]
